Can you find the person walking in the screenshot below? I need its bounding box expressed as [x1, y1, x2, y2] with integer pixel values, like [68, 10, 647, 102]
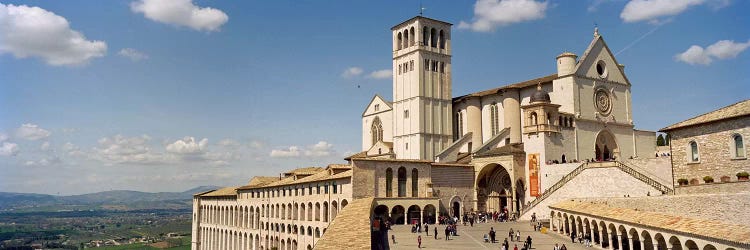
[513, 244, 518, 250]
[525, 235, 532, 250]
[554, 243, 560, 250]
[434, 227, 437, 240]
[509, 228, 514, 242]
[418, 235, 422, 248]
[444, 226, 450, 240]
[425, 224, 429, 236]
[516, 231, 520, 242]
[391, 234, 396, 245]
[490, 227, 496, 243]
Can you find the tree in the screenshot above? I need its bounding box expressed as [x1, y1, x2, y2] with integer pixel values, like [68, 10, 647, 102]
[665, 134, 670, 146]
[656, 134, 665, 146]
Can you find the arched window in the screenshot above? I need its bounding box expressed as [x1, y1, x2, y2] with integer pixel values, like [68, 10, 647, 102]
[397, 167, 407, 197]
[403, 29, 409, 49]
[409, 27, 415, 45]
[397, 32, 402, 50]
[559, 117, 563, 127]
[385, 168, 393, 197]
[689, 141, 699, 162]
[422, 26, 429, 46]
[371, 117, 383, 146]
[530, 112, 538, 125]
[734, 134, 745, 158]
[490, 103, 499, 136]
[430, 28, 437, 47]
[411, 168, 418, 197]
[439, 30, 445, 49]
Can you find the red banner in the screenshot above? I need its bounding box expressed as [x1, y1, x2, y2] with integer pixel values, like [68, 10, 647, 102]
[529, 154, 540, 197]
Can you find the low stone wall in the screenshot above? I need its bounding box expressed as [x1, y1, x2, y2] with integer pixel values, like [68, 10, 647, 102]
[675, 180, 750, 195]
[622, 157, 673, 186]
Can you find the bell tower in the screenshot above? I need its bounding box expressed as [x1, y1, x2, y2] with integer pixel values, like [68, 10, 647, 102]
[391, 16, 453, 160]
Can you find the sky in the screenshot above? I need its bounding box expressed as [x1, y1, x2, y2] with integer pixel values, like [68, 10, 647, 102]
[0, 0, 748, 195]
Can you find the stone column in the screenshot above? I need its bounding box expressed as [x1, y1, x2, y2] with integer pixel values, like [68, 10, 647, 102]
[617, 235, 624, 250]
[628, 237, 634, 250]
[420, 210, 424, 224]
[503, 89, 521, 144]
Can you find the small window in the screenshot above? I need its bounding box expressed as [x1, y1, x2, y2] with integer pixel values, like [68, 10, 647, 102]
[440, 62, 445, 73]
[734, 135, 745, 158]
[325, 185, 329, 194]
[405, 143, 409, 150]
[404, 110, 409, 118]
[424, 59, 429, 70]
[689, 141, 699, 162]
[333, 183, 338, 194]
[410, 60, 414, 71]
[596, 60, 608, 78]
[374, 104, 379, 112]
[398, 65, 402, 75]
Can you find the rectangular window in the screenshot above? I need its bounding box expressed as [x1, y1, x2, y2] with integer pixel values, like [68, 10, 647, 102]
[325, 184, 329, 194]
[333, 183, 338, 194]
[424, 59, 429, 70]
[398, 65, 402, 74]
[317, 186, 321, 194]
[410, 60, 414, 71]
[440, 62, 445, 73]
[309, 186, 312, 195]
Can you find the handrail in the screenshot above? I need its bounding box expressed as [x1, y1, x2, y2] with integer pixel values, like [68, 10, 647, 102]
[520, 160, 675, 217]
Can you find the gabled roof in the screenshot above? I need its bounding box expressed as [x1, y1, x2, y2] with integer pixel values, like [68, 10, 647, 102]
[660, 99, 750, 132]
[344, 151, 368, 161]
[454, 74, 558, 102]
[573, 33, 631, 85]
[285, 166, 324, 176]
[362, 94, 393, 117]
[245, 176, 279, 188]
[391, 16, 452, 30]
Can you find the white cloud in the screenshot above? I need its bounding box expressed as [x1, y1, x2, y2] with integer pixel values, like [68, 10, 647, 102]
[0, 3, 107, 66]
[166, 137, 208, 154]
[41, 141, 50, 151]
[130, 0, 229, 32]
[118, 48, 148, 61]
[63, 142, 85, 157]
[0, 133, 7, 142]
[93, 134, 167, 165]
[341, 67, 364, 78]
[305, 141, 334, 157]
[269, 141, 335, 158]
[675, 39, 750, 65]
[458, 0, 547, 32]
[620, 0, 729, 23]
[23, 156, 60, 166]
[270, 146, 301, 158]
[16, 124, 51, 140]
[0, 142, 19, 156]
[368, 70, 392, 79]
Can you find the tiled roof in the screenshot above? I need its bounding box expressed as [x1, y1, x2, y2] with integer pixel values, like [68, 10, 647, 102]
[551, 200, 750, 245]
[200, 187, 238, 197]
[661, 99, 750, 131]
[344, 151, 368, 160]
[454, 74, 558, 101]
[244, 176, 279, 188]
[285, 166, 324, 176]
[314, 197, 374, 250]
[474, 143, 525, 158]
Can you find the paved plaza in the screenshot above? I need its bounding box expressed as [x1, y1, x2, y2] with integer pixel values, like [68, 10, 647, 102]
[387, 221, 590, 250]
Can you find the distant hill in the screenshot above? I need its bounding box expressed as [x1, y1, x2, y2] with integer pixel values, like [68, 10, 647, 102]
[0, 186, 221, 211]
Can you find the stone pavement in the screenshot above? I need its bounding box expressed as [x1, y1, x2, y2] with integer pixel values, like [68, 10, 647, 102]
[388, 221, 591, 250]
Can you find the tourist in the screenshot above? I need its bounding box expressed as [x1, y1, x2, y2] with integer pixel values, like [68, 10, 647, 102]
[516, 231, 520, 241]
[509, 228, 514, 242]
[514, 244, 519, 250]
[418, 235, 422, 248]
[526, 235, 532, 250]
[554, 243, 560, 250]
[503, 238, 509, 249]
[425, 224, 429, 236]
[484, 233, 489, 243]
[444, 226, 450, 240]
[490, 227, 496, 243]
[392, 234, 396, 245]
[434, 227, 437, 240]
[561, 244, 568, 250]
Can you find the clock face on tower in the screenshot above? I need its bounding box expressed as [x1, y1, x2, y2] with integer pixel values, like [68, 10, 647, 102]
[594, 88, 612, 116]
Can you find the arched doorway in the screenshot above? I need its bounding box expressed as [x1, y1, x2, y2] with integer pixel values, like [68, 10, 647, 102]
[450, 196, 462, 219]
[515, 179, 525, 212]
[407, 205, 421, 225]
[391, 205, 405, 224]
[423, 204, 436, 224]
[477, 163, 512, 213]
[374, 205, 389, 222]
[595, 129, 618, 161]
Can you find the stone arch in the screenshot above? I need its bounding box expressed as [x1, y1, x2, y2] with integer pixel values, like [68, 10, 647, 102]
[374, 204, 389, 221]
[341, 199, 348, 208]
[669, 235, 683, 250]
[300, 202, 306, 221]
[439, 29, 445, 49]
[430, 28, 437, 47]
[685, 240, 699, 250]
[411, 168, 419, 197]
[409, 27, 415, 46]
[576, 216, 584, 235]
[385, 168, 393, 197]
[599, 221, 609, 248]
[307, 202, 313, 221]
[703, 245, 717, 250]
[591, 220, 600, 245]
[371, 116, 383, 146]
[629, 228, 640, 250]
[402, 29, 409, 49]
[423, 204, 436, 224]
[307, 226, 313, 236]
[331, 200, 338, 220]
[583, 218, 591, 241]
[641, 230, 654, 250]
[608, 223, 618, 249]
[407, 205, 421, 224]
[315, 202, 321, 221]
[397, 167, 407, 197]
[595, 129, 619, 161]
[618, 225, 629, 250]
[391, 205, 405, 224]
[323, 201, 329, 222]
[288, 203, 292, 220]
[315, 227, 321, 238]
[396, 32, 402, 50]
[476, 163, 512, 212]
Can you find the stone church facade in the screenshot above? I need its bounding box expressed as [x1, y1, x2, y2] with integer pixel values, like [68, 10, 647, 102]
[191, 15, 665, 250]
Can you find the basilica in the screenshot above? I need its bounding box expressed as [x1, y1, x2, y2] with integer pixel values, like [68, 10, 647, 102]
[189, 15, 747, 250]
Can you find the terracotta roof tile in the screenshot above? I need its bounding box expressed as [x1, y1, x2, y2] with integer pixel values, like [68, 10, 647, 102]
[661, 99, 750, 131]
[199, 187, 238, 197]
[455, 74, 558, 101]
[314, 197, 374, 250]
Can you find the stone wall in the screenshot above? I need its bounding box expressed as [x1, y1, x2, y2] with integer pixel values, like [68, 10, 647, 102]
[622, 157, 673, 186]
[675, 180, 750, 194]
[351, 159, 432, 199]
[431, 165, 475, 215]
[540, 162, 582, 192]
[521, 166, 662, 221]
[668, 116, 750, 185]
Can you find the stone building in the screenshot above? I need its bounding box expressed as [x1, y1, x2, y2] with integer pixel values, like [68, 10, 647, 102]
[191, 15, 670, 250]
[660, 99, 750, 193]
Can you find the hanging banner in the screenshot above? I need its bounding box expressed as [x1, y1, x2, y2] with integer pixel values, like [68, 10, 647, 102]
[528, 153, 540, 197]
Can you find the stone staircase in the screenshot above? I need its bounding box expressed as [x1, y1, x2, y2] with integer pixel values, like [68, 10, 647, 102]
[519, 161, 674, 219]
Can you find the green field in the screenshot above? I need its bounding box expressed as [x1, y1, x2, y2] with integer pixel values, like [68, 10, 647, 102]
[90, 236, 190, 250]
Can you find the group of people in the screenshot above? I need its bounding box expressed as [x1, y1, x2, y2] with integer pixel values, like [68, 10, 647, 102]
[571, 230, 593, 247]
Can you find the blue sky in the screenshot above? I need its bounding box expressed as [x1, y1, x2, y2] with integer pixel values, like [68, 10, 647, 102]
[0, 0, 748, 195]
